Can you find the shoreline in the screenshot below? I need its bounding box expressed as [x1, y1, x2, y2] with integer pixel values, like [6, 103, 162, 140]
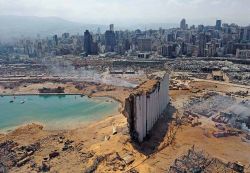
[0, 112, 122, 135]
[0, 93, 123, 110]
[0, 92, 124, 105]
[0, 94, 122, 134]
[0, 82, 129, 104]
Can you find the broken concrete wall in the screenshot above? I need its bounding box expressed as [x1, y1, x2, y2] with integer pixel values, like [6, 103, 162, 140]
[123, 73, 169, 142]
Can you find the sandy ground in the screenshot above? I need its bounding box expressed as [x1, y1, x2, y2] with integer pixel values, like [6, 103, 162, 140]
[0, 82, 81, 95]
[0, 82, 132, 104]
[0, 79, 250, 172]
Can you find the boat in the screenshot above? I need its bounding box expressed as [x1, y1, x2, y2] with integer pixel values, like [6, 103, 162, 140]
[20, 100, 25, 104]
[9, 100, 14, 103]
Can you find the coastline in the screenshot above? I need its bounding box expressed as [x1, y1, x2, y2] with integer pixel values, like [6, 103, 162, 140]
[0, 81, 129, 135]
[0, 94, 122, 134]
[0, 112, 122, 135]
[0, 81, 130, 103]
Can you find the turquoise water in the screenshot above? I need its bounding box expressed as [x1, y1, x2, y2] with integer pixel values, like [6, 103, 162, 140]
[0, 95, 119, 132]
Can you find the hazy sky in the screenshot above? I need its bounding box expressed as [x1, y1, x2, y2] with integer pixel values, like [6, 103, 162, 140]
[0, 0, 250, 25]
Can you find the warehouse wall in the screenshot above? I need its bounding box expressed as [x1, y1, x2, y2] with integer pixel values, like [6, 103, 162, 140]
[123, 73, 170, 142]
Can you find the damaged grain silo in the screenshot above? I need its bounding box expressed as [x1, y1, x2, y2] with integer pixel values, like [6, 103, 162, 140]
[123, 73, 170, 142]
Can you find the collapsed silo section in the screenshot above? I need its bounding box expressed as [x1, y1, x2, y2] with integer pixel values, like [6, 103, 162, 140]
[123, 73, 170, 142]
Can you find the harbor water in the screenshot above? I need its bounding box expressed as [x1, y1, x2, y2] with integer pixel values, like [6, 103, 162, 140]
[0, 95, 119, 132]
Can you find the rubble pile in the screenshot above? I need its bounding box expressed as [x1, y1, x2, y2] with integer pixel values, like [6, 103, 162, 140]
[84, 155, 105, 173]
[38, 86, 65, 93]
[169, 79, 190, 90]
[226, 90, 249, 97]
[105, 152, 126, 171]
[0, 140, 18, 169]
[168, 146, 240, 173]
[0, 140, 40, 170]
[83, 151, 135, 173]
[184, 93, 235, 118]
[212, 129, 241, 138]
[166, 59, 250, 85]
[211, 99, 250, 132]
[184, 92, 250, 135]
[62, 139, 74, 151]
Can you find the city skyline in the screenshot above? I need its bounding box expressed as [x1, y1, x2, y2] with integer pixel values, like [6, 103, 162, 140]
[0, 0, 250, 25]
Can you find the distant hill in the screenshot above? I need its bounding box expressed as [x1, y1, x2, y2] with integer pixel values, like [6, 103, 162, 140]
[0, 15, 105, 42]
[0, 15, 178, 43]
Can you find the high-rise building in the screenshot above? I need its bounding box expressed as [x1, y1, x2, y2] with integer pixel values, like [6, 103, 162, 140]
[124, 39, 131, 51]
[137, 38, 152, 52]
[105, 25, 116, 52]
[236, 49, 250, 59]
[215, 20, 222, 30]
[52, 35, 58, 46]
[62, 33, 70, 39]
[160, 43, 180, 58]
[240, 26, 250, 41]
[197, 25, 204, 32]
[110, 24, 114, 31]
[206, 41, 218, 57]
[167, 33, 175, 42]
[180, 19, 187, 30]
[84, 30, 93, 55]
[90, 42, 98, 55]
[198, 33, 207, 57]
[161, 44, 172, 57]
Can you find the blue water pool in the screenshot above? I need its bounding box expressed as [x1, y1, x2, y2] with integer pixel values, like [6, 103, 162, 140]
[0, 95, 119, 131]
